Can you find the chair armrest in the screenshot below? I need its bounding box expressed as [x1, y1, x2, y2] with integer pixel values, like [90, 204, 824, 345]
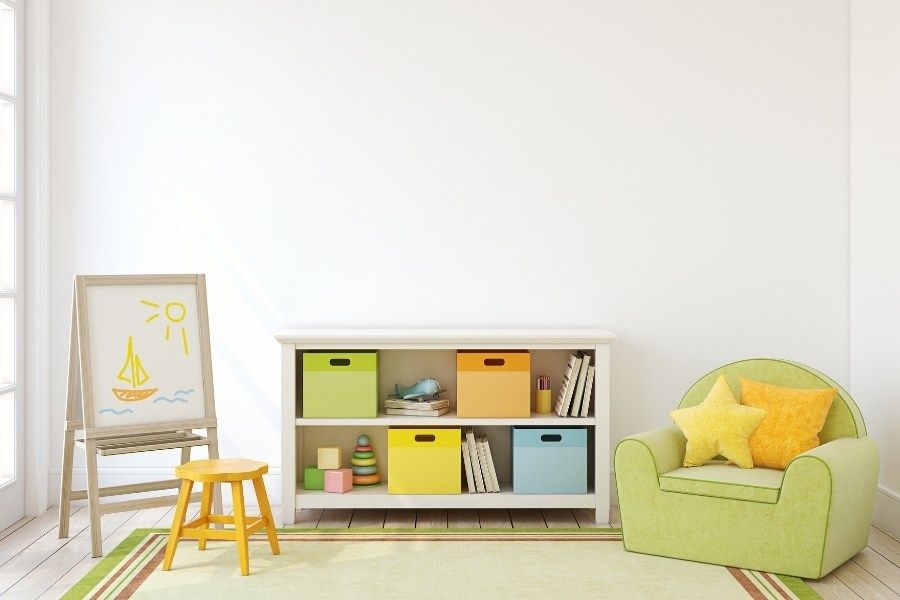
[615, 424, 686, 475]
[785, 436, 879, 482]
[783, 436, 879, 576]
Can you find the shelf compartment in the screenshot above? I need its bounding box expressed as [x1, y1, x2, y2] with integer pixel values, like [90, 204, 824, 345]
[295, 483, 597, 510]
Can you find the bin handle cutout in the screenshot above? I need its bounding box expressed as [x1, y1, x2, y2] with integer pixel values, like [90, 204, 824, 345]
[483, 358, 506, 367]
[540, 434, 562, 443]
[414, 434, 436, 443]
[329, 358, 351, 367]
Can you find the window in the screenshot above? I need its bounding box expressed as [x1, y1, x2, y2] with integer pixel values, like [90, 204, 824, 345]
[0, 0, 18, 488]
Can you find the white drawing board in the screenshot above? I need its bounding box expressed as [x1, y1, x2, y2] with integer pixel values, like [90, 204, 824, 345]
[82, 279, 209, 429]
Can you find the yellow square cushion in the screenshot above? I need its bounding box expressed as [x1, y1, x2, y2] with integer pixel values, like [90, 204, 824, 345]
[740, 378, 836, 470]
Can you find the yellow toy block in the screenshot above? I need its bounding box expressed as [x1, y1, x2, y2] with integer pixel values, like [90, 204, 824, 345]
[317, 446, 342, 470]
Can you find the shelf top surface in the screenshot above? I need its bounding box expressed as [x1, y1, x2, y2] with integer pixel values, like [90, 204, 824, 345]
[296, 411, 597, 426]
[275, 328, 617, 345]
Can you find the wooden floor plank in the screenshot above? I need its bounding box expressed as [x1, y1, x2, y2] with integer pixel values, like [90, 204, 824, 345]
[0, 508, 91, 594]
[38, 506, 173, 599]
[609, 506, 621, 528]
[572, 508, 606, 528]
[0, 517, 33, 543]
[317, 509, 353, 529]
[447, 509, 479, 529]
[383, 509, 416, 529]
[509, 509, 546, 529]
[4, 509, 134, 599]
[349, 509, 386, 529]
[871, 527, 900, 569]
[290, 508, 324, 529]
[542, 509, 579, 528]
[853, 548, 900, 594]
[477, 509, 511, 529]
[151, 506, 175, 529]
[0, 507, 80, 570]
[415, 509, 448, 529]
[806, 573, 864, 600]
[834, 559, 900, 599]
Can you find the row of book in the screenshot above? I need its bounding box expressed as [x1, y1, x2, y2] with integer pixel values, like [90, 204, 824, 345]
[554, 352, 594, 417]
[461, 427, 500, 493]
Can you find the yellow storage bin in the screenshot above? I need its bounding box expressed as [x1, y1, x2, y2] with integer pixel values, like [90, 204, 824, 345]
[388, 428, 461, 495]
[456, 351, 531, 417]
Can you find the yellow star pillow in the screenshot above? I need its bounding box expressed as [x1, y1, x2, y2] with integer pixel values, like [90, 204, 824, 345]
[670, 375, 766, 468]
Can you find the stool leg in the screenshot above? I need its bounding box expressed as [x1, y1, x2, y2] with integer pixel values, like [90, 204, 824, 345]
[252, 477, 281, 555]
[231, 481, 250, 576]
[163, 480, 194, 571]
[198, 482, 214, 550]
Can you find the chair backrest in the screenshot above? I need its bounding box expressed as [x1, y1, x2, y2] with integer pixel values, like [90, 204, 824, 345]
[678, 358, 866, 442]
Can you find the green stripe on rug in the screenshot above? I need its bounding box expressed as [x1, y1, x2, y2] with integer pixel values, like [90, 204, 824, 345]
[62, 528, 157, 600]
[776, 575, 823, 600]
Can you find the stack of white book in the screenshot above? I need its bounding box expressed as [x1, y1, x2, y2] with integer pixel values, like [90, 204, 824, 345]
[461, 427, 500, 493]
[554, 352, 595, 417]
[384, 398, 450, 417]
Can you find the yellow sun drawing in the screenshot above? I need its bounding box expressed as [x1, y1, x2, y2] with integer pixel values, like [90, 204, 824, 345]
[141, 298, 190, 356]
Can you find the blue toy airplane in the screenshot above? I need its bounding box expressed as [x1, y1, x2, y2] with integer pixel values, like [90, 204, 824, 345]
[389, 378, 446, 401]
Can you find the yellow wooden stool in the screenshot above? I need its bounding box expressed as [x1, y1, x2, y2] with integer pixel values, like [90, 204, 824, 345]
[163, 458, 280, 576]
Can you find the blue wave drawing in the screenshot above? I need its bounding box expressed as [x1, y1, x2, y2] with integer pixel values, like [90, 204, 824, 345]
[174, 389, 195, 396]
[99, 408, 134, 415]
[153, 396, 188, 404]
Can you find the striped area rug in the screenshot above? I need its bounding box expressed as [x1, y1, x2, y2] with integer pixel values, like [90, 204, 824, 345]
[64, 529, 819, 600]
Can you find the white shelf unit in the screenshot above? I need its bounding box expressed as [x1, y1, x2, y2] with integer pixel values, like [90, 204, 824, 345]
[277, 329, 616, 525]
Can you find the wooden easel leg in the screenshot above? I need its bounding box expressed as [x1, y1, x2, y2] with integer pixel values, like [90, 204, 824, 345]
[232, 481, 250, 576]
[180, 444, 191, 465]
[207, 428, 224, 518]
[84, 440, 103, 558]
[163, 479, 194, 571]
[252, 477, 280, 555]
[58, 429, 75, 538]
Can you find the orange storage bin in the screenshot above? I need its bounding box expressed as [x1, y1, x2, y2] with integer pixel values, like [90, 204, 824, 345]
[456, 351, 531, 417]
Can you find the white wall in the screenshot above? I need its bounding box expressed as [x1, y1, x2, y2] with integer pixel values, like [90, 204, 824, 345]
[48, 1, 853, 506]
[850, 0, 900, 538]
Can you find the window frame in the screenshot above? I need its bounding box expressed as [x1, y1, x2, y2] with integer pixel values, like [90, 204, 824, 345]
[0, 0, 23, 494]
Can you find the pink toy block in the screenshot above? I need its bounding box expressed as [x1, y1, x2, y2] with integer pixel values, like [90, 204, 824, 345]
[324, 468, 353, 493]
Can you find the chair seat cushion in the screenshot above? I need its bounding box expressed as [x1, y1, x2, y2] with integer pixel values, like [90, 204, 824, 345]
[658, 462, 784, 504]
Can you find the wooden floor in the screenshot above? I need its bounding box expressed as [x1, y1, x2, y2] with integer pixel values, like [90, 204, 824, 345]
[0, 506, 897, 599]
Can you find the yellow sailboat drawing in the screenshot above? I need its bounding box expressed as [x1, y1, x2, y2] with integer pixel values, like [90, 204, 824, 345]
[112, 336, 158, 402]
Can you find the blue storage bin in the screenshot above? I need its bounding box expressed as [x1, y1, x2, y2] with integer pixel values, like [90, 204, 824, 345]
[512, 427, 587, 494]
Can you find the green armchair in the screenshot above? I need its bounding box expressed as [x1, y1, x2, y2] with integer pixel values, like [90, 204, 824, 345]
[614, 359, 879, 579]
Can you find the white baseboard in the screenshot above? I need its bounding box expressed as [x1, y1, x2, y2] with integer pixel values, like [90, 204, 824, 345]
[874, 484, 900, 540]
[49, 467, 283, 509]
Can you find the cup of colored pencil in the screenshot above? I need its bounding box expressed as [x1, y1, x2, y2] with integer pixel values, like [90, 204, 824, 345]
[536, 374, 552, 414]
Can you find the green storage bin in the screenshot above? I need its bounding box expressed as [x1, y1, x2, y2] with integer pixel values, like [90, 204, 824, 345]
[302, 351, 378, 418]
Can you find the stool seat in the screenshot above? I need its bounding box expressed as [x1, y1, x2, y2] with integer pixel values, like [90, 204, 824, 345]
[175, 458, 268, 482]
[164, 458, 279, 576]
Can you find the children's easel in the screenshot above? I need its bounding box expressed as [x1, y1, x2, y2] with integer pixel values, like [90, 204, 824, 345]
[58, 274, 222, 557]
